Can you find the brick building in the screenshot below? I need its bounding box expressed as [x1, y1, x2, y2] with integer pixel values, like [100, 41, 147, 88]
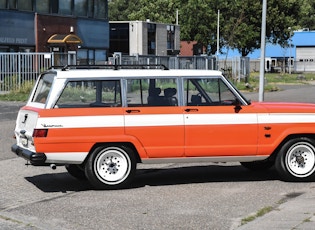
[0, 0, 109, 65]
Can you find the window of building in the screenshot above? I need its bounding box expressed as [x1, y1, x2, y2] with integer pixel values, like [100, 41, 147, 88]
[127, 78, 178, 107]
[18, 0, 32, 11]
[87, 0, 93, 17]
[59, 0, 72, 15]
[77, 49, 106, 65]
[109, 23, 129, 55]
[94, 0, 107, 19]
[74, 0, 87, 17]
[95, 50, 107, 65]
[88, 50, 95, 65]
[1, 0, 108, 19]
[77, 49, 88, 65]
[167, 25, 175, 50]
[0, 0, 6, 8]
[56, 80, 122, 108]
[147, 24, 156, 55]
[8, 0, 16, 9]
[36, 0, 49, 13]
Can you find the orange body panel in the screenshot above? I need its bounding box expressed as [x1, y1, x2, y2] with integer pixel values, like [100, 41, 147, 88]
[28, 101, 315, 161]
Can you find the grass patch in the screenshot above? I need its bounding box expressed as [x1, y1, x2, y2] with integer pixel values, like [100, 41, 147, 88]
[241, 206, 274, 225]
[0, 81, 33, 102]
[235, 72, 315, 92]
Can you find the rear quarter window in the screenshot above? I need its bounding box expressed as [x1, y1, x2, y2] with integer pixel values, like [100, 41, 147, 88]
[56, 80, 122, 108]
[32, 73, 55, 103]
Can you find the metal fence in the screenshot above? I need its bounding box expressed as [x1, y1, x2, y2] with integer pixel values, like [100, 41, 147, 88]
[1, 52, 250, 92]
[114, 54, 250, 82]
[0, 52, 52, 92]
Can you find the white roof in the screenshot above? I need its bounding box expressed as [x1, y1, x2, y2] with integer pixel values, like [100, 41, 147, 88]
[48, 68, 223, 79]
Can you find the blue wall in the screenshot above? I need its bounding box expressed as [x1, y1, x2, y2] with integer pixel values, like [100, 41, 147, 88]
[218, 31, 315, 59]
[0, 10, 35, 46]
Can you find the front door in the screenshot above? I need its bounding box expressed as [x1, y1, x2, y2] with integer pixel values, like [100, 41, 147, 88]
[183, 77, 258, 157]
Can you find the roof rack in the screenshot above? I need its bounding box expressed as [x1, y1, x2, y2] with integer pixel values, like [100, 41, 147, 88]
[49, 64, 169, 71]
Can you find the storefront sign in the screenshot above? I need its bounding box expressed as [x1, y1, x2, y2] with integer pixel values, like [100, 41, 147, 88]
[0, 37, 28, 44]
[0, 11, 35, 46]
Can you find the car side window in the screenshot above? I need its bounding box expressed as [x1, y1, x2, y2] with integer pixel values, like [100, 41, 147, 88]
[127, 78, 178, 107]
[32, 73, 55, 104]
[56, 80, 122, 108]
[184, 77, 237, 106]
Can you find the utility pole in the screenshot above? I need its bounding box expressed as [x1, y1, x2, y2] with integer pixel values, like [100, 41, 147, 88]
[259, 0, 267, 102]
[217, 10, 220, 70]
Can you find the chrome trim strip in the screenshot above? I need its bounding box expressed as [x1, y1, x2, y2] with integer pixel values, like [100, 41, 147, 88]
[141, 156, 268, 164]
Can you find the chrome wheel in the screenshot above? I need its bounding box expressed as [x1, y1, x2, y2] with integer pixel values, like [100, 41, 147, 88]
[85, 145, 136, 189]
[94, 147, 131, 185]
[276, 138, 315, 181]
[285, 142, 315, 178]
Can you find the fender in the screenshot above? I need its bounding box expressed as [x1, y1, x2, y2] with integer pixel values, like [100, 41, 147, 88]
[257, 123, 315, 155]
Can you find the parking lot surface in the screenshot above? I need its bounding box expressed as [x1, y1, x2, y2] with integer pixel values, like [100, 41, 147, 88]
[1, 84, 315, 229]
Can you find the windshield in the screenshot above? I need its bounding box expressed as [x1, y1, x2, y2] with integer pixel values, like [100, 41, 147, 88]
[32, 73, 55, 104]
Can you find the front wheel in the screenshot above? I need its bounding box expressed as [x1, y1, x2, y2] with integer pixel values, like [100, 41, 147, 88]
[275, 137, 315, 181]
[85, 145, 136, 189]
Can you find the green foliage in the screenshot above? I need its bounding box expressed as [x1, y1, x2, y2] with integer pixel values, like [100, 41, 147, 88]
[235, 73, 314, 92]
[241, 206, 273, 225]
[294, 0, 315, 30]
[0, 80, 34, 102]
[109, 0, 310, 56]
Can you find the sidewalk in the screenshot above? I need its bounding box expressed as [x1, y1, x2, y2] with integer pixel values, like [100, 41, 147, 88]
[236, 186, 315, 229]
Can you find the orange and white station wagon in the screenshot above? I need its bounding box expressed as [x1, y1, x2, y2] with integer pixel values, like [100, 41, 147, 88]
[12, 65, 315, 189]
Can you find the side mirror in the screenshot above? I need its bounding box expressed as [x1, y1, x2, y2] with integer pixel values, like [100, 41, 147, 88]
[233, 98, 242, 113]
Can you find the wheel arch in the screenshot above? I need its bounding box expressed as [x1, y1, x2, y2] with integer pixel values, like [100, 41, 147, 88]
[83, 142, 142, 165]
[269, 134, 315, 161]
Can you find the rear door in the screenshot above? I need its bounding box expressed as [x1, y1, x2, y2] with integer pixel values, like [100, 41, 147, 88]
[124, 77, 184, 158]
[183, 77, 258, 157]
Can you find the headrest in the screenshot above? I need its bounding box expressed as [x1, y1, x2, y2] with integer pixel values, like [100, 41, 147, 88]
[149, 87, 161, 96]
[164, 88, 177, 97]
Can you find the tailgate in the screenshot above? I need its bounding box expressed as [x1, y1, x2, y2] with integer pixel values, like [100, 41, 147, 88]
[14, 106, 40, 153]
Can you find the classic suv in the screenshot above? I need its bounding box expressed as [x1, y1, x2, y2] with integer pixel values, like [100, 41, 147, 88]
[12, 65, 315, 189]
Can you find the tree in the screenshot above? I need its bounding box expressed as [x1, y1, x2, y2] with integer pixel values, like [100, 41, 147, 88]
[108, 0, 140, 21]
[178, 0, 227, 55]
[128, 0, 179, 24]
[298, 0, 315, 30]
[108, 0, 305, 57]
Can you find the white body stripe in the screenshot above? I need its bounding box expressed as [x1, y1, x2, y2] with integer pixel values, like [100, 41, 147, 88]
[37, 116, 124, 128]
[258, 113, 315, 124]
[45, 152, 87, 164]
[125, 114, 183, 126]
[185, 114, 257, 125]
[36, 113, 315, 129]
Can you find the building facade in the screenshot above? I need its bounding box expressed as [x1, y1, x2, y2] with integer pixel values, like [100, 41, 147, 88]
[109, 21, 180, 56]
[0, 0, 109, 65]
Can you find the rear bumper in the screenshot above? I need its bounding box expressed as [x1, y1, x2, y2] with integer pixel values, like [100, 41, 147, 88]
[11, 144, 47, 166]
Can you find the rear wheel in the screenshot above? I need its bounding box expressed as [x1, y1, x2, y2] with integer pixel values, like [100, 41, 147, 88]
[275, 137, 315, 181]
[85, 145, 136, 189]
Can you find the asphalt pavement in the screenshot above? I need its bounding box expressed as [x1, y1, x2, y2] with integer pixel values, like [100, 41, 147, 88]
[240, 83, 315, 229]
[1, 83, 315, 229]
